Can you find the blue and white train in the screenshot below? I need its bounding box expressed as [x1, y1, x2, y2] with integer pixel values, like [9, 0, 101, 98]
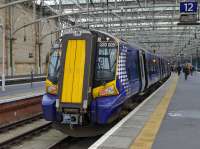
[42, 30, 170, 137]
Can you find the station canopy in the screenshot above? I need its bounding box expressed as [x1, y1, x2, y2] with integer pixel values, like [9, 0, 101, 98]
[35, 0, 200, 59]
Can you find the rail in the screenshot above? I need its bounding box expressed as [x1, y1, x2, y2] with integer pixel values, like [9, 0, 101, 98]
[0, 120, 52, 149]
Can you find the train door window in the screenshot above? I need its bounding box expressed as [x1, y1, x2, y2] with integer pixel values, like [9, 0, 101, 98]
[94, 41, 117, 84]
[139, 54, 144, 78]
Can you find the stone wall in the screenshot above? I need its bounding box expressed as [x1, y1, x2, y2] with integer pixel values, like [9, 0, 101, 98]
[0, 1, 58, 76]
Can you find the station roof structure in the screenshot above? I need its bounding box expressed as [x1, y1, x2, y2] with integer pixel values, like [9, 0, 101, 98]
[3, 0, 200, 59]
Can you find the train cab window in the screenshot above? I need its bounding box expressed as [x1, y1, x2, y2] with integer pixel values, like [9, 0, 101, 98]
[48, 47, 62, 84]
[94, 41, 117, 85]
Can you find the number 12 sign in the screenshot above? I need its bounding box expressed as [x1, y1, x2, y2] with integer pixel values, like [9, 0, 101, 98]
[180, 2, 198, 13]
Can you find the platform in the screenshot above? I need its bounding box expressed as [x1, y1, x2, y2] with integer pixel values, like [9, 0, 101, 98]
[0, 82, 45, 103]
[0, 75, 46, 85]
[152, 72, 200, 149]
[89, 72, 200, 149]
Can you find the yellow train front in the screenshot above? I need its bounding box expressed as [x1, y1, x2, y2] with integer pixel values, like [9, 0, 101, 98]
[42, 30, 170, 137]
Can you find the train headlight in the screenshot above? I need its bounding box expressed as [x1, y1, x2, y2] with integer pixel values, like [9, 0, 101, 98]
[99, 86, 116, 96]
[47, 86, 57, 95]
[45, 79, 58, 95]
[93, 80, 119, 98]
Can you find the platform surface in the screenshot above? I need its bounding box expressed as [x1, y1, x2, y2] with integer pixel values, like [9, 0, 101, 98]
[90, 72, 200, 149]
[0, 82, 45, 102]
[89, 75, 176, 149]
[152, 72, 200, 149]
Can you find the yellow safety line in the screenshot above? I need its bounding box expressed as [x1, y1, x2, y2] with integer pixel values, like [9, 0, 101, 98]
[130, 75, 178, 149]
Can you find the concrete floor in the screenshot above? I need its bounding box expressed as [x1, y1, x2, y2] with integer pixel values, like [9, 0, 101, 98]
[153, 72, 200, 149]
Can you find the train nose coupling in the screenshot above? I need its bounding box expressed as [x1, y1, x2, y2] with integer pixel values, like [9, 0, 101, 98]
[62, 114, 80, 125]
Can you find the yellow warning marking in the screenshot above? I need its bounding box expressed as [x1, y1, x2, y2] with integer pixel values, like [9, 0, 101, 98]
[71, 40, 86, 103]
[61, 40, 76, 103]
[130, 75, 178, 149]
[61, 40, 86, 104]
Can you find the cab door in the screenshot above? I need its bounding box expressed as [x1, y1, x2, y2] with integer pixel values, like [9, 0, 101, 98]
[139, 50, 146, 92]
[61, 40, 86, 104]
[58, 33, 96, 113]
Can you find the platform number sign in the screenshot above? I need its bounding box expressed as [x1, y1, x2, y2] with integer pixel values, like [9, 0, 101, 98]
[180, 2, 198, 13]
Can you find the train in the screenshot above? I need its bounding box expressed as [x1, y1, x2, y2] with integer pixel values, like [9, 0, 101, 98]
[42, 30, 171, 137]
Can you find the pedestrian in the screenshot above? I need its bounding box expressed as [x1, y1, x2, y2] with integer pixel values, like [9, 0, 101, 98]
[177, 65, 181, 76]
[183, 64, 190, 80]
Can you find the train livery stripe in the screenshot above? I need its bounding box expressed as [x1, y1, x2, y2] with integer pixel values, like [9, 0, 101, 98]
[61, 40, 76, 103]
[61, 40, 86, 104]
[72, 40, 86, 103]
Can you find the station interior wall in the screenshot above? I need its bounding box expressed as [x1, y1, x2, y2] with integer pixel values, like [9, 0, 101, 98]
[0, 1, 57, 76]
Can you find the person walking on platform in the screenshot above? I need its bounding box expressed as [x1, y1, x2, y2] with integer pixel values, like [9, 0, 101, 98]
[177, 65, 182, 76]
[183, 64, 190, 80]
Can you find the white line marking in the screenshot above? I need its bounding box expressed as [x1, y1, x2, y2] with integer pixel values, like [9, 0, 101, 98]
[88, 78, 171, 149]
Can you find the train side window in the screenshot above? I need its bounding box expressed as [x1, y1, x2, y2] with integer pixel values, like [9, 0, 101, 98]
[126, 50, 139, 80]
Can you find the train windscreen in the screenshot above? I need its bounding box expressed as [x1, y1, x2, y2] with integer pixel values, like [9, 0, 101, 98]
[94, 41, 117, 85]
[47, 48, 61, 84]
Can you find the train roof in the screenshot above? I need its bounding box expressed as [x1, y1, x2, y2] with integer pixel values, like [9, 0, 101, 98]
[91, 30, 162, 57]
[60, 29, 166, 60]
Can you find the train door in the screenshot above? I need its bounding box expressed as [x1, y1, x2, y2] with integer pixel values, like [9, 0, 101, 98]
[60, 40, 86, 105]
[139, 50, 146, 92]
[58, 33, 96, 117]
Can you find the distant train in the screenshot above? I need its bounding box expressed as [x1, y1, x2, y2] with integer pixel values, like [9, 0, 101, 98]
[42, 30, 170, 137]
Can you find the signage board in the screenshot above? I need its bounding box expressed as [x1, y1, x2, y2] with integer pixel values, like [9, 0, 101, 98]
[179, 14, 197, 22]
[180, 2, 198, 13]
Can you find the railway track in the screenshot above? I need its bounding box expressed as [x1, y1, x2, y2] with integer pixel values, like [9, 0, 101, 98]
[0, 114, 52, 149]
[0, 113, 43, 132]
[0, 95, 68, 149]
[0, 95, 42, 126]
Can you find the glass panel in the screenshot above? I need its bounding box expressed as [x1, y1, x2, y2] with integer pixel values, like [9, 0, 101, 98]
[48, 48, 62, 84]
[94, 42, 117, 83]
